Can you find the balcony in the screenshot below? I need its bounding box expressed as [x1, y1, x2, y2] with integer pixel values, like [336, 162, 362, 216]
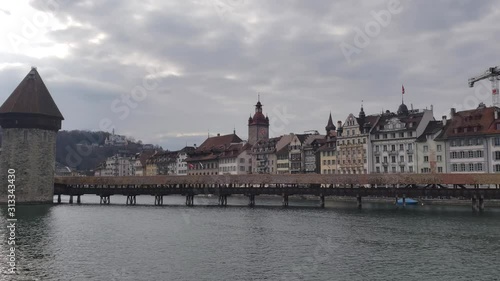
[388, 150, 398, 156]
[399, 161, 406, 166]
[406, 149, 414, 154]
[382, 161, 389, 167]
[374, 151, 380, 156]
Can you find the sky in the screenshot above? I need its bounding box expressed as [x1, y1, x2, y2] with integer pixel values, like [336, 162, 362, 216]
[0, 0, 499, 150]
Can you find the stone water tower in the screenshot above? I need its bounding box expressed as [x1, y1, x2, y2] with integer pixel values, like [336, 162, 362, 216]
[0, 67, 64, 204]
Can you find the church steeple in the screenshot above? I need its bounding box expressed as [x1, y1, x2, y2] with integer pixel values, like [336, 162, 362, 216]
[325, 112, 336, 135]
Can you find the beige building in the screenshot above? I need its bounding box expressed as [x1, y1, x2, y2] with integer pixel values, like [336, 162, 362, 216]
[336, 107, 379, 174]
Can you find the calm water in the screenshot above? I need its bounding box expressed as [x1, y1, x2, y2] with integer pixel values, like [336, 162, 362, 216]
[1, 195, 500, 281]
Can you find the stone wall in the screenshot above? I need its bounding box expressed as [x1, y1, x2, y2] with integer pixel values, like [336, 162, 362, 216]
[0, 128, 57, 204]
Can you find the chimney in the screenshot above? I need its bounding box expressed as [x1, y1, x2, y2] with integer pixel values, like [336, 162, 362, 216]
[337, 121, 342, 128]
[450, 108, 456, 117]
[442, 115, 447, 126]
[217, 133, 220, 137]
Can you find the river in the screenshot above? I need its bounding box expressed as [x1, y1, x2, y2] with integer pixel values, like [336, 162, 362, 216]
[1, 195, 499, 281]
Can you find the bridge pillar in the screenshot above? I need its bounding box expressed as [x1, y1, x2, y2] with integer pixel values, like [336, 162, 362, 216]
[126, 195, 136, 205]
[479, 195, 485, 212]
[218, 195, 227, 206]
[356, 194, 362, 209]
[395, 195, 398, 205]
[185, 195, 194, 206]
[100, 195, 110, 205]
[57, 194, 61, 204]
[283, 194, 289, 207]
[248, 194, 255, 207]
[402, 194, 406, 207]
[154, 195, 163, 206]
[77, 195, 81, 204]
[69, 195, 73, 204]
[472, 195, 478, 212]
[319, 195, 325, 208]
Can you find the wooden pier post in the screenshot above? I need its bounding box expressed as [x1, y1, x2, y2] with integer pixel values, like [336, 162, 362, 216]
[356, 194, 362, 209]
[395, 195, 398, 205]
[283, 194, 289, 207]
[402, 194, 406, 207]
[479, 195, 485, 212]
[185, 195, 194, 206]
[57, 194, 61, 204]
[154, 195, 163, 206]
[77, 195, 81, 204]
[248, 194, 255, 207]
[319, 194, 325, 208]
[69, 195, 73, 204]
[472, 195, 477, 211]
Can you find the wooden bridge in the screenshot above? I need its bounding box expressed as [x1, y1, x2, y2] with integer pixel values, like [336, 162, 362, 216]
[54, 173, 500, 210]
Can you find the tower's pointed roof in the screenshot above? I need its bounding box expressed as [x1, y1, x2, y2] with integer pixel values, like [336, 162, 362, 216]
[0, 67, 64, 119]
[325, 112, 336, 131]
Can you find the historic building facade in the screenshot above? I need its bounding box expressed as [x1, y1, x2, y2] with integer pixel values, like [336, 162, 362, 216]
[337, 107, 378, 174]
[370, 103, 433, 173]
[415, 119, 447, 173]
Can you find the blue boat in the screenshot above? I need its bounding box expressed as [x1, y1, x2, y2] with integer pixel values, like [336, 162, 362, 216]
[396, 198, 419, 205]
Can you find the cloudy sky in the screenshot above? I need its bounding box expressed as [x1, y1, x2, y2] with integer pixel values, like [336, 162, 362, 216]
[0, 0, 498, 150]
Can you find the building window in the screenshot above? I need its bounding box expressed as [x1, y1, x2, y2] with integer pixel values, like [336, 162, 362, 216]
[477, 163, 483, 171]
[409, 166, 413, 172]
[391, 156, 396, 163]
[383, 156, 388, 163]
[399, 144, 404, 151]
[401, 166, 405, 172]
[437, 155, 442, 162]
[392, 167, 396, 173]
[452, 164, 458, 172]
[495, 151, 500, 160]
[375, 145, 379, 152]
[494, 164, 500, 172]
[383, 134, 388, 139]
[424, 156, 429, 162]
[469, 163, 474, 172]
[438, 167, 443, 173]
[400, 156, 404, 162]
[423, 145, 428, 152]
[460, 164, 466, 172]
[469, 151, 474, 158]
[408, 143, 413, 150]
[376, 167, 380, 173]
[399, 132, 404, 138]
[495, 137, 500, 146]
[408, 131, 413, 137]
[391, 145, 396, 151]
[408, 155, 413, 163]
[376, 157, 380, 164]
[436, 145, 442, 152]
[383, 145, 387, 151]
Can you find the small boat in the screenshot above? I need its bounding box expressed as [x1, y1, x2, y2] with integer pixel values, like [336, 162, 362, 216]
[396, 198, 419, 205]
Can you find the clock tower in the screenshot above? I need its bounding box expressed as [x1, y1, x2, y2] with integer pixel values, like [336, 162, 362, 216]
[248, 98, 269, 145]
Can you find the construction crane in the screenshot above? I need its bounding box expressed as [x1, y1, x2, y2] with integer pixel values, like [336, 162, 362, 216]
[468, 66, 500, 107]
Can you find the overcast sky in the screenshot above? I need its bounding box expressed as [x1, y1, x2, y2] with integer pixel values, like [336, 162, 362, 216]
[0, 0, 498, 150]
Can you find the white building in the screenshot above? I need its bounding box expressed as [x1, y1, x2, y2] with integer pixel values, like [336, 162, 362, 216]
[440, 105, 500, 177]
[415, 119, 447, 173]
[176, 146, 195, 175]
[218, 143, 252, 175]
[370, 103, 434, 174]
[105, 129, 128, 146]
[104, 153, 135, 176]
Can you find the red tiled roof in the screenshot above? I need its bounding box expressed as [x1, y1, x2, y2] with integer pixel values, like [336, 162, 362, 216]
[197, 133, 242, 152]
[0, 68, 64, 119]
[441, 106, 500, 138]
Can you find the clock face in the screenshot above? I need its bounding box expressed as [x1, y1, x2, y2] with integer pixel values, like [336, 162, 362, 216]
[259, 128, 268, 137]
